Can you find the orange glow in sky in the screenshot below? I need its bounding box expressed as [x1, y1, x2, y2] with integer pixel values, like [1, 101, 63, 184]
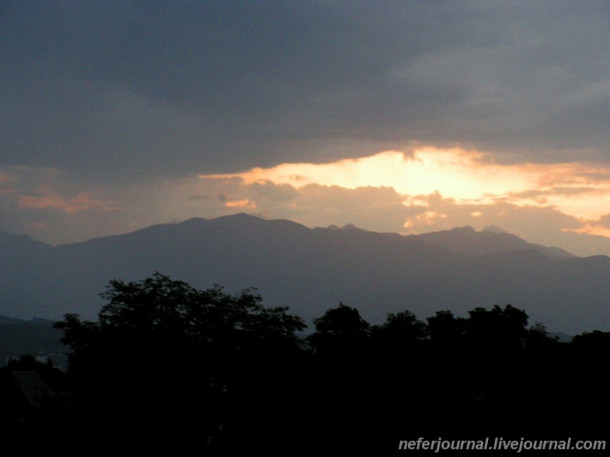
[18, 192, 117, 214]
[207, 148, 540, 200]
[202, 147, 610, 223]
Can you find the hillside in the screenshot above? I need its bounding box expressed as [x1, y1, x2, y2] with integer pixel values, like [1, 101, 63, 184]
[0, 214, 608, 334]
[408, 225, 576, 260]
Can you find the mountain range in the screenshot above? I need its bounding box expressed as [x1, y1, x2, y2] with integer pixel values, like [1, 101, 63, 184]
[1, 213, 609, 335]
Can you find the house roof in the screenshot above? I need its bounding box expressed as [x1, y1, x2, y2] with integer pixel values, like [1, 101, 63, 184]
[11, 371, 56, 408]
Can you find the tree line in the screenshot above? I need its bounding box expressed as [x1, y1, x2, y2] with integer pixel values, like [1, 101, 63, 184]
[3, 272, 609, 454]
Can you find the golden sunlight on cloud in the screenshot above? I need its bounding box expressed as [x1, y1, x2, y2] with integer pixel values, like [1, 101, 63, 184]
[568, 224, 610, 238]
[201, 147, 610, 224]
[18, 192, 117, 214]
[206, 148, 541, 201]
[224, 198, 256, 209]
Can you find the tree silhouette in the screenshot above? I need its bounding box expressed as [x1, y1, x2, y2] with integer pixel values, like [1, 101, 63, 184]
[48, 275, 610, 451]
[427, 310, 465, 347]
[308, 303, 370, 358]
[372, 310, 427, 349]
[54, 272, 306, 451]
[524, 321, 558, 350]
[465, 304, 529, 356]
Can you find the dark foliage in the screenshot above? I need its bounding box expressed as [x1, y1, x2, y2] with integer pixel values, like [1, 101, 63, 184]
[2, 273, 609, 454]
[51, 272, 306, 452]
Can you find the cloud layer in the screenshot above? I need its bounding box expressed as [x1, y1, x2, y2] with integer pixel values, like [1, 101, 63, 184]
[192, 148, 610, 256]
[5, 2, 610, 176]
[3, 2, 610, 252]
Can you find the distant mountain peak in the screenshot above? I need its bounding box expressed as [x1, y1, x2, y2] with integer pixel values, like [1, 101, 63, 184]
[410, 225, 576, 260]
[216, 212, 259, 222]
[451, 226, 476, 232]
[482, 225, 508, 234]
[0, 213, 600, 334]
[324, 222, 360, 230]
[0, 231, 52, 250]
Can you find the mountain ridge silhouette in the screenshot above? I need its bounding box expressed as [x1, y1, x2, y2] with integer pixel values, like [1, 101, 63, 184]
[0, 213, 607, 334]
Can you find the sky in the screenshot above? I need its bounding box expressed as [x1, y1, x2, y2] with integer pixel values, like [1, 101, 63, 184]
[3, 1, 610, 256]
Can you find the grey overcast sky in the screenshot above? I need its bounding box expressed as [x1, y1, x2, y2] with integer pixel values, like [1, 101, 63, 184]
[4, 1, 610, 255]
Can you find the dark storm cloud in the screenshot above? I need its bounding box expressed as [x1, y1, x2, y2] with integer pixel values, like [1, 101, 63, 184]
[5, 0, 610, 184]
[3, 0, 610, 185]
